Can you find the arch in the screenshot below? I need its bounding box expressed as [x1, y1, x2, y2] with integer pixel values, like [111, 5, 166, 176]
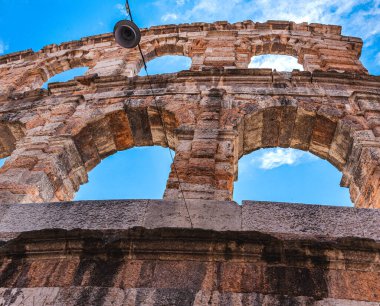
[17, 50, 97, 92]
[72, 107, 178, 171]
[136, 37, 191, 76]
[0, 105, 179, 204]
[242, 34, 318, 71]
[60, 107, 179, 201]
[236, 103, 380, 208]
[240, 105, 353, 170]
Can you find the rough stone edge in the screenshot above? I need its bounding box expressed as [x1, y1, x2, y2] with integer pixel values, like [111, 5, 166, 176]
[0, 200, 379, 242]
[0, 287, 378, 306]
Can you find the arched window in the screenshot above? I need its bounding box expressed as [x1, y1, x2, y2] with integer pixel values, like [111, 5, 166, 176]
[234, 148, 352, 206]
[75, 146, 173, 200]
[138, 55, 191, 76]
[42, 67, 89, 89]
[249, 55, 304, 71]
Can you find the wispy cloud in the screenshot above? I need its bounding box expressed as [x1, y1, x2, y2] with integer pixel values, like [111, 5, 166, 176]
[376, 52, 380, 63]
[249, 55, 304, 71]
[115, 3, 127, 16]
[0, 40, 8, 55]
[250, 148, 317, 170]
[157, 0, 380, 45]
[162, 13, 179, 22]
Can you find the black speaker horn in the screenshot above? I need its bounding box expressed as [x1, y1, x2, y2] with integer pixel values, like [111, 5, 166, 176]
[113, 20, 141, 49]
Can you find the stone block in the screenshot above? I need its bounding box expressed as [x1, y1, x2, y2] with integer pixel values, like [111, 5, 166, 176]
[241, 201, 377, 240]
[143, 200, 241, 231]
[0, 200, 148, 235]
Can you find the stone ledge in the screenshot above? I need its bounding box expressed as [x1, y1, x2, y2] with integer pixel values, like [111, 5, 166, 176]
[0, 288, 378, 306]
[0, 200, 379, 241]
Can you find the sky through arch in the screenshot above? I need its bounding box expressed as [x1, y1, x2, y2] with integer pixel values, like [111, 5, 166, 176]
[234, 148, 352, 206]
[42, 67, 89, 89]
[138, 55, 191, 76]
[75, 147, 173, 200]
[249, 55, 304, 71]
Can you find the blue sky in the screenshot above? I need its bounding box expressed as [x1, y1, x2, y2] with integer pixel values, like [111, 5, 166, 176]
[1, 0, 380, 206]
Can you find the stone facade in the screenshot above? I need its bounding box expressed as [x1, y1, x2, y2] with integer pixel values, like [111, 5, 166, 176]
[0, 200, 380, 305]
[0, 20, 378, 206]
[0, 20, 380, 305]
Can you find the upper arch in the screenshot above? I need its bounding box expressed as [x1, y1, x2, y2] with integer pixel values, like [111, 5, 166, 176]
[0, 20, 367, 96]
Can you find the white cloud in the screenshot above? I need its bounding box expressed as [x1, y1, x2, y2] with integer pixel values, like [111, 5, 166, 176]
[0, 40, 8, 55]
[157, 0, 380, 45]
[249, 55, 304, 71]
[115, 3, 127, 16]
[161, 13, 179, 22]
[250, 148, 317, 170]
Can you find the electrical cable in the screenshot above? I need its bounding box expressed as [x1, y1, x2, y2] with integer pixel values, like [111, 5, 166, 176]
[125, 0, 194, 228]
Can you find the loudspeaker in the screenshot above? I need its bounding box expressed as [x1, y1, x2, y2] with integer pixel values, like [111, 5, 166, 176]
[113, 20, 141, 49]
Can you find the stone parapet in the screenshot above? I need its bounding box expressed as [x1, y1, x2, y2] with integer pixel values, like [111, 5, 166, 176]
[0, 200, 379, 305]
[0, 200, 379, 240]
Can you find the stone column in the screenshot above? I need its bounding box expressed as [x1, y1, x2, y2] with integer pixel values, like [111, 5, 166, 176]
[164, 89, 238, 201]
[0, 135, 87, 204]
[341, 130, 380, 209]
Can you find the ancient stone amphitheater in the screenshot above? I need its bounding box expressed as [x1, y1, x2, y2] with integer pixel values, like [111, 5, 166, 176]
[0, 20, 379, 305]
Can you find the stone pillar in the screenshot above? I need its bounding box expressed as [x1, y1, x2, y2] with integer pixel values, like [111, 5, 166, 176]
[0, 135, 87, 204]
[341, 130, 380, 208]
[164, 89, 238, 201]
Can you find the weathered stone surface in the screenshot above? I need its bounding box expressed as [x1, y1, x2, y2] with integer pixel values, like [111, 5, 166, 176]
[242, 201, 380, 240]
[0, 288, 379, 306]
[0, 222, 379, 304]
[0, 200, 379, 241]
[1, 64, 380, 206]
[0, 200, 148, 238]
[0, 18, 379, 305]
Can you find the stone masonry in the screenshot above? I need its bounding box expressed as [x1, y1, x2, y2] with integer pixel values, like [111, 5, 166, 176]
[0, 21, 379, 206]
[0, 200, 379, 305]
[0, 20, 380, 305]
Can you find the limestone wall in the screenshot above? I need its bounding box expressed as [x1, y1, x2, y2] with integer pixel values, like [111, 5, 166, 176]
[0, 70, 379, 207]
[0, 200, 379, 305]
[0, 21, 367, 95]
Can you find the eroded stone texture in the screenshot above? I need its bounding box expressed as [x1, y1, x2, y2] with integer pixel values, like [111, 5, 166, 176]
[0, 21, 367, 96]
[0, 200, 380, 305]
[0, 18, 379, 306]
[0, 68, 380, 207]
[0, 20, 378, 206]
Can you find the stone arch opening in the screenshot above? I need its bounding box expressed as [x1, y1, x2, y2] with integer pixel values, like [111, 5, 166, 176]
[240, 106, 350, 170]
[244, 34, 317, 72]
[19, 50, 96, 91]
[135, 37, 191, 76]
[138, 55, 191, 76]
[237, 104, 379, 208]
[249, 55, 304, 71]
[42, 67, 89, 89]
[0, 106, 178, 204]
[66, 107, 178, 201]
[234, 147, 352, 206]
